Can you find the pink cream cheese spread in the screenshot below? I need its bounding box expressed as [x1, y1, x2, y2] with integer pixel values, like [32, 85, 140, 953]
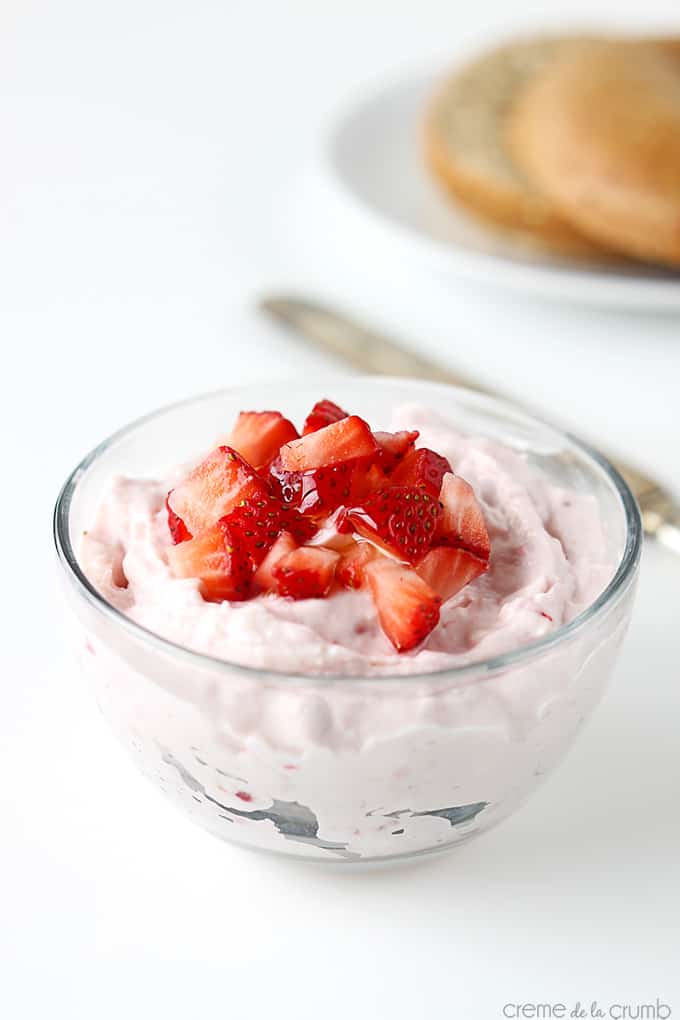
[81, 405, 611, 677]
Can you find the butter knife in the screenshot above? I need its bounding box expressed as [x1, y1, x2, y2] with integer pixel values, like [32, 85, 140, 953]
[260, 294, 680, 554]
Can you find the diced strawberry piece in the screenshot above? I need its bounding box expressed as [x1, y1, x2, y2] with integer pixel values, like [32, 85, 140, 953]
[268, 454, 302, 506]
[227, 411, 298, 468]
[390, 447, 452, 498]
[253, 532, 298, 591]
[345, 486, 440, 564]
[352, 462, 389, 500]
[296, 459, 367, 515]
[305, 457, 384, 515]
[365, 558, 441, 652]
[336, 542, 377, 590]
[220, 491, 316, 568]
[165, 399, 487, 650]
[416, 546, 488, 602]
[166, 494, 192, 544]
[167, 519, 252, 602]
[374, 430, 420, 473]
[167, 447, 268, 536]
[272, 546, 340, 599]
[436, 473, 490, 560]
[279, 415, 378, 472]
[270, 453, 383, 516]
[302, 399, 348, 435]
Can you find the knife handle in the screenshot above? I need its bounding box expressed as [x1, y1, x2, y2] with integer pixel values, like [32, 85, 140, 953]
[261, 295, 486, 391]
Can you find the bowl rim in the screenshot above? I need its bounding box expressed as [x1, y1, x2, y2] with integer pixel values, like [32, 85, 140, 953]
[53, 377, 642, 684]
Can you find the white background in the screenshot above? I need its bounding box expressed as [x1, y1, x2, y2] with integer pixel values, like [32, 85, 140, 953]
[1, 2, 679, 1018]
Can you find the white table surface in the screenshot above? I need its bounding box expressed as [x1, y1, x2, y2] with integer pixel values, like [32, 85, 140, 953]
[2, 2, 679, 1018]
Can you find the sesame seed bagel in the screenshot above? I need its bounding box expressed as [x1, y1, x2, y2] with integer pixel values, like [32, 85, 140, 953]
[507, 39, 680, 266]
[424, 36, 607, 256]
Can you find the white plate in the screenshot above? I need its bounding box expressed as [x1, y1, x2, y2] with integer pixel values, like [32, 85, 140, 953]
[324, 73, 680, 310]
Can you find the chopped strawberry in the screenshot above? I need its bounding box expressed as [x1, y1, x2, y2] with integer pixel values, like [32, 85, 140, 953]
[167, 491, 315, 601]
[227, 411, 298, 468]
[167, 447, 268, 536]
[374, 430, 419, 473]
[416, 546, 488, 602]
[344, 486, 440, 563]
[352, 462, 389, 500]
[272, 546, 340, 599]
[279, 415, 378, 472]
[315, 459, 384, 514]
[167, 519, 252, 602]
[166, 398, 491, 652]
[436, 473, 490, 560]
[298, 459, 366, 515]
[302, 399, 348, 435]
[268, 454, 301, 506]
[166, 494, 192, 544]
[365, 558, 441, 652]
[253, 531, 298, 591]
[336, 542, 377, 590]
[220, 492, 316, 566]
[270, 453, 384, 516]
[390, 447, 452, 498]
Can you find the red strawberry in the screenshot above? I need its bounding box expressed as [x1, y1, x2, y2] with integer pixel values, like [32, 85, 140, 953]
[365, 558, 441, 652]
[165, 399, 487, 651]
[374, 430, 419, 473]
[220, 492, 316, 567]
[436, 473, 490, 560]
[253, 532, 298, 591]
[297, 459, 367, 515]
[279, 415, 377, 471]
[272, 546, 340, 599]
[268, 454, 302, 506]
[270, 454, 384, 516]
[344, 486, 440, 563]
[166, 495, 192, 544]
[352, 462, 389, 500]
[227, 411, 298, 468]
[168, 446, 268, 536]
[390, 447, 452, 498]
[302, 399, 348, 435]
[416, 546, 488, 602]
[306, 458, 384, 515]
[167, 519, 252, 602]
[336, 542, 377, 589]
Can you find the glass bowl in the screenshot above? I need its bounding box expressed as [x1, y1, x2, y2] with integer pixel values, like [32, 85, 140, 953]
[53, 378, 641, 864]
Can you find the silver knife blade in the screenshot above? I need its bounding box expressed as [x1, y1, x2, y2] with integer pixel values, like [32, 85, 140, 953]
[259, 293, 680, 553]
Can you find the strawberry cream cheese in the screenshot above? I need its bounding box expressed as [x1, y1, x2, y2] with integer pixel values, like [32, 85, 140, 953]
[73, 398, 627, 862]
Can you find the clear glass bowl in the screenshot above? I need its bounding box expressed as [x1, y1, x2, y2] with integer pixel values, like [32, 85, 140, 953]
[53, 378, 641, 864]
